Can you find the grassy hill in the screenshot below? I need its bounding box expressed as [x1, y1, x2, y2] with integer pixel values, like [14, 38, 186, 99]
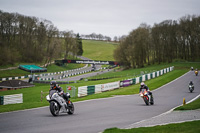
[82, 40, 118, 61]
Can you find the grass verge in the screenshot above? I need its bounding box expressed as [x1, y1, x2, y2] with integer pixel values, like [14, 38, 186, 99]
[174, 97, 200, 110]
[103, 120, 200, 133]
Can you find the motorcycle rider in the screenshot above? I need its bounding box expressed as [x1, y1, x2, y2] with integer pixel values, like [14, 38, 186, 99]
[50, 81, 70, 103]
[189, 81, 194, 88]
[139, 82, 153, 98]
[195, 68, 198, 75]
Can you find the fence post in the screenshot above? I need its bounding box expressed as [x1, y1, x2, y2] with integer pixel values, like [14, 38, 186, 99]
[41, 91, 43, 102]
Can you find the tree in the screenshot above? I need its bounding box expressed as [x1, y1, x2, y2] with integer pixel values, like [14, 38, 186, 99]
[76, 33, 83, 56]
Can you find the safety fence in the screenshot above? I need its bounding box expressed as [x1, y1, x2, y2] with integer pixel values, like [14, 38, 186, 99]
[78, 66, 174, 97]
[0, 93, 23, 105]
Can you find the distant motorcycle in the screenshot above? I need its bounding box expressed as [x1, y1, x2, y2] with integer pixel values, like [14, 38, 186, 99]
[188, 85, 194, 93]
[139, 89, 154, 105]
[46, 89, 74, 116]
[195, 70, 198, 76]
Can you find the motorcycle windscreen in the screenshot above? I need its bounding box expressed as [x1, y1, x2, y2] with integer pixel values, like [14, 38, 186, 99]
[49, 90, 57, 98]
[141, 89, 147, 93]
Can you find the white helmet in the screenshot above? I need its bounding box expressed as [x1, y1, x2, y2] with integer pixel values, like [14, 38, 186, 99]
[141, 82, 145, 87]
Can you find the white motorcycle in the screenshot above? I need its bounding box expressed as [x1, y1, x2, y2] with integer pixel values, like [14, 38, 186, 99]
[188, 85, 194, 93]
[46, 89, 74, 116]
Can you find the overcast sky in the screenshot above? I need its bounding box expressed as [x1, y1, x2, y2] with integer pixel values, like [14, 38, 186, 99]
[0, 0, 200, 39]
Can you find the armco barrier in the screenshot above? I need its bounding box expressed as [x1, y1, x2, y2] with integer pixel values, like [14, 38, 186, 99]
[77, 66, 174, 97]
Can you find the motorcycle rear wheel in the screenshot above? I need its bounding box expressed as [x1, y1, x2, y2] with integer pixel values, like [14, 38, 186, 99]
[150, 96, 154, 105]
[50, 101, 60, 116]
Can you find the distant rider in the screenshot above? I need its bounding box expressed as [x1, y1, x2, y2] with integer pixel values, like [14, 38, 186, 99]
[195, 68, 198, 75]
[50, 81, 70, 102]
[139, 82, 153, 98]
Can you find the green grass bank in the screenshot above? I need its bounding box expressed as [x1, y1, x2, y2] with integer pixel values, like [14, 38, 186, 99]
[103, 120, 200, 133]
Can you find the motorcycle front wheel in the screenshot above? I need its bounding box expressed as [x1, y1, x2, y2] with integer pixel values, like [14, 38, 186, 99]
[189, 88, 194, 93]
[144, 96, 149, 105]
[68, 101, 74, 115]
[50, 101, 60, 116]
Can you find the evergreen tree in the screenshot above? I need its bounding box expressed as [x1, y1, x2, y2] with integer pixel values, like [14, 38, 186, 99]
[76, 33, 83, 56]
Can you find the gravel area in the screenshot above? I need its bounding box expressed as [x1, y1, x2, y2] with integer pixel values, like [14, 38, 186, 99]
[125, 109, 200, 129]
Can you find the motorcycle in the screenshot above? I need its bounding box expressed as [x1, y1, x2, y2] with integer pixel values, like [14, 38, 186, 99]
[46, 89, 74, 116]
[139, 89, 154, 105]
[195, 70, 198, 76]
[188, 85, 194, 93]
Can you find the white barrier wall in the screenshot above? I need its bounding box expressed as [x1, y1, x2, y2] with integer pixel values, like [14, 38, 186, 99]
[152, 72, 155, 78]
[142, 75, 146, 81]
[136, 77, 140, 84]
[78, 86, 88, 97]
[95, 85, 102, 94]
[77, 66, 174, 97]
[164, 69, 166, 73]
[157, 71, 160, 77]
[147, 74, 151, 80]
[3, 94, 23, 105]
[160, 70, 163, 75]
[101, 81, 120, 92]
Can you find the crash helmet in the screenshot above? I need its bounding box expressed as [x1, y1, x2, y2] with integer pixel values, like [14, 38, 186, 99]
[141, 82, 145, 88]
[50, 81, 57, 88]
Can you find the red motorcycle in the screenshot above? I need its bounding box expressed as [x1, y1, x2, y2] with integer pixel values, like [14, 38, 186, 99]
[139, 89, 154, 105]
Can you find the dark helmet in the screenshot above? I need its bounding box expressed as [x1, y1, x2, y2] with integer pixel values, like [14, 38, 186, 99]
[50, 81, 57, 88]
[190, 81, 193, 84]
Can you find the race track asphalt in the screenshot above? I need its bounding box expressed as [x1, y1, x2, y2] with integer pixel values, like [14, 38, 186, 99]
[0, 71, 199, 133]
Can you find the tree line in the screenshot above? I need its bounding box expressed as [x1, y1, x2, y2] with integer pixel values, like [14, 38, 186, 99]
[80, 33, 125, 42]
[0, 10, 83, 66]
[81, 33, 112, 41]
[114, 15, 200, 68]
